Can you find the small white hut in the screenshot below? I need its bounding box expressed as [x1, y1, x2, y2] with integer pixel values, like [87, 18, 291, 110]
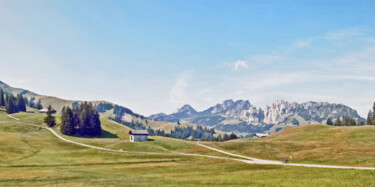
[129, 130, 149, 142]
[253, 133, 269, 138]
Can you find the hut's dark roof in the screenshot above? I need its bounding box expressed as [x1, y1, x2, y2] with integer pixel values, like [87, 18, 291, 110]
[129, 130, 149, 135]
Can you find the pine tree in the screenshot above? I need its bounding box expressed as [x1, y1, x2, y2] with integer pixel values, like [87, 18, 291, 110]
[0, 89, 5, 107]
[335, 116, 342, 126]
[5, 95, 17, 114]
[359, 121, 365, 126]
[36, 99, 43, 110]
[326, 118, 333, 125]
[60, 106, 76, 135]
[16, 94, 26, 112]
[229, 133, 238, 140]
[368, 110, 373, 125]
[223, 134, 229, 141]
[348, 118, 356, 126]
[44, 105, 56, 127]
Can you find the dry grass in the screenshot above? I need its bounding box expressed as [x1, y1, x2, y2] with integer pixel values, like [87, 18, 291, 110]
[205, 125, 375, 167]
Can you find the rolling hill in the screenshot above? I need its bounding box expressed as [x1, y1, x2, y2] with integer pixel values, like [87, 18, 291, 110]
[204, 124, 375, 167]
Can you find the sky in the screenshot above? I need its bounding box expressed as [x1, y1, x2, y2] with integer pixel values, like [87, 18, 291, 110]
[1, 0, 375, 117]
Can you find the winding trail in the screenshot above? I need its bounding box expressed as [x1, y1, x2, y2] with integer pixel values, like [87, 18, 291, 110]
[197, 142, 375, 170]
[6, 114, 375, 170]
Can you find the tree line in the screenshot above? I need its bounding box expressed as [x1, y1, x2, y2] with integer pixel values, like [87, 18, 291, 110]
[60, 102, 102, 136]
[26, 97, 43, 110]
[326, 115, 363, 126]
[110, 115, 238, 141]
[0, 89, 26, 114]
[0, 89, 43, 114]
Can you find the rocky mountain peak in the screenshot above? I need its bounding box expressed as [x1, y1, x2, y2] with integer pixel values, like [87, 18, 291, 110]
[263, 100, 298, 124]
[177, 104, 197, 115]
[207, 99, 252, 116]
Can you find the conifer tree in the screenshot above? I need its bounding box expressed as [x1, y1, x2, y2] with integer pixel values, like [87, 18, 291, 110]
[60, 106, 76, 135]
[348, 118, 356, 126]
[229, 133, 238, 140]
[326, 118, 333, 125]
[0, 89, 5, 107]
[368, 110, 373, 125]
[335, 116, 342, 126]
[44, 105, 56, 127]
[16, 94, 26, 112]
[78, 102, 101, 136]
[5, 95, 15, 114]
[36, 99, 43, 110]
[223, 134, 229, 141]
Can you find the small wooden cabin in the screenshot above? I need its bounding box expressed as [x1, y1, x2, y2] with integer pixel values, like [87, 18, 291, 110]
[253, 133, 269, 138]
[129, 130, 149, 142]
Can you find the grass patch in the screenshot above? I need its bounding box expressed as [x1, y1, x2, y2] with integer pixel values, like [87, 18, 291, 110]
[205, 124, 375, 167]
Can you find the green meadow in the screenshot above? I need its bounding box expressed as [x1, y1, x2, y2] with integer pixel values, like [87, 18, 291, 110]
[0, 111, 374, 186]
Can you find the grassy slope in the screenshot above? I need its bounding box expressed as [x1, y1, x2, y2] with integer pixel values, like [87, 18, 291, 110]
[0, 112, 374, 186]
[205, 124, 375, 167]
[10, 112, 227, 157]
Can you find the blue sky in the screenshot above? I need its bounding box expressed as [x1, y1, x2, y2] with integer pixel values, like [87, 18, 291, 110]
[1, 0, 375, 117]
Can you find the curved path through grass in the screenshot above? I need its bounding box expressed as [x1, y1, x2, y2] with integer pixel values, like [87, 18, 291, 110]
[7, 114, 375, 170]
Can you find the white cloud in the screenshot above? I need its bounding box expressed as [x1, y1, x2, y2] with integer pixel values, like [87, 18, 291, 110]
[232, 60, 248, 71]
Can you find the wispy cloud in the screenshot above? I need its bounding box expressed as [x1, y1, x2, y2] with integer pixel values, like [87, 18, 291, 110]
[294, 38, 315, 48]
[232, 60, 248, 71]
[168, 70, 192, 107]
[324, 27, 365, 41]
[218, 60, 249, 71]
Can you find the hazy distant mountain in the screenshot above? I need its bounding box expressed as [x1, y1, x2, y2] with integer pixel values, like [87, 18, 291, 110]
[0, 81, 111, 114]
[150, 99, 365, 136]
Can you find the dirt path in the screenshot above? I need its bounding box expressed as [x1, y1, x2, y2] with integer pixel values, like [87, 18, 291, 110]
[197, 142, 375, 170]
[6, 114, 375, 170]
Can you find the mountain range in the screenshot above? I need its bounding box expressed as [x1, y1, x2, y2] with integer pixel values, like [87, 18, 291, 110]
[0, 81, 365, 136]
[150, 99, 365, 136]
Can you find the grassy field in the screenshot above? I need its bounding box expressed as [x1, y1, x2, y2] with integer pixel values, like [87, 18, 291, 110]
[1, 112, 375, 186]
[9, 111, 229, 157]
[205, 124, 375, 167]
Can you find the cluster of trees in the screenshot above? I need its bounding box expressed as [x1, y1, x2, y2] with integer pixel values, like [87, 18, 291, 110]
[0, 89, 27, 114]
[95, 103, 114, 113]
[113, 104, 145, 119]
[367, 102, 375, 125]
[169, 126, 215, 140]
[60, 102, 101, 136]
[167, 126, 238, 141]
[327, 116, 364, 126]
[0, 89, 43, 114]
[25, 97, 42, 110]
